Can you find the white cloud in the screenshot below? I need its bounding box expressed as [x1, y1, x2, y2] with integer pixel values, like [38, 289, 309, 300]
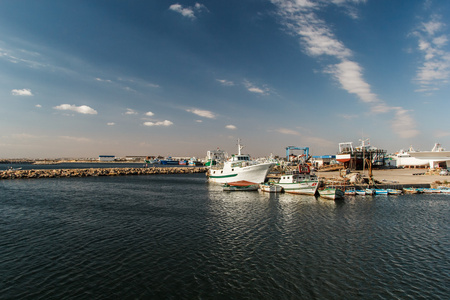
[169, 3, 207, 19]
[413, 16, 450, 93]
[95, 77, 112, 83]
[225, 125, 237, 130]
[59, 136, 92, 142]
[195, 120, 203, 123]
[186, 108, 216, 119]
[390, 108, 420, 138]
[326, 60, 379, 104]
[271, 0, 419, 138]
[276, 128, 301, 136]
[35, 104, 42, 108]
[243, 80, 269, 95]
[143, 120, 173, 127]
[11, 88, 33, 96]
[53, 104, 98, 115]
[145, 111, 154, 116]
[107, 122, 115, 126]
[217, 79, 234, 86]
[125, 108, 138, 115]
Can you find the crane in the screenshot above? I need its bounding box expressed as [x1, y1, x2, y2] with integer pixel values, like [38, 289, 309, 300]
[285, 146, 310, 162]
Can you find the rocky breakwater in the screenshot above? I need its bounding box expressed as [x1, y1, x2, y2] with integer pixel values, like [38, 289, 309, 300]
[0, 167, 208, 180]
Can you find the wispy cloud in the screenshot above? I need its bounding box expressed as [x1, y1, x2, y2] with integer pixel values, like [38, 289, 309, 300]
[95, 77, 112, 83]
[53, 104, 98, 115]
[271, 0, 419, 138]
[11, 88, 33, 96]
[412, 15, 450, 93]
[145, 111, 154, 116]
[186, 108, 216, 119]
[59, 136, 92, 142]
[225, 125, 237, 130]
[217, 79, 234, 86]
[143, 120, 173, 127]
[243, 80, 269, 95]
[125, 108, 138, 115]
[169, 3, 207, 19]
[276, 128, 300, 136]
[107, 122, 115, 126]
[390, 108, 420, 138]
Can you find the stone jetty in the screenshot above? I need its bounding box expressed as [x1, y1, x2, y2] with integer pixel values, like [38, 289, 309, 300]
[0, 167, 208, 180]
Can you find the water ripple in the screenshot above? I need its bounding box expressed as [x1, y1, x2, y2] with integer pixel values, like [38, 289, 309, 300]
[1, 175, 449, 299]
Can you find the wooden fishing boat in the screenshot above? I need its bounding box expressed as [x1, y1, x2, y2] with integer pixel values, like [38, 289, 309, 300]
[222, 180, 259, 191]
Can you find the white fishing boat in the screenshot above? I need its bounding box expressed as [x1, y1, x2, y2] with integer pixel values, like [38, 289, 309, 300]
[259, 182, 283, 193]
[318, 187, 344, 200]
[274, 165, 319, 196]
[207, 140, 276, 184]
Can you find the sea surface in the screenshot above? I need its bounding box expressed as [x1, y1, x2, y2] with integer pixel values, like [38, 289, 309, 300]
[1, 173, 449, 299]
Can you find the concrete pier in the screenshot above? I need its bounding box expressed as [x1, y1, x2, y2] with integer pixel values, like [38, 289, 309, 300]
[0, 167, 208, 180]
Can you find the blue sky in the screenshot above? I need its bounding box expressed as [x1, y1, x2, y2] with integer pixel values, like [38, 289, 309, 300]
[1, 0, 449, 159]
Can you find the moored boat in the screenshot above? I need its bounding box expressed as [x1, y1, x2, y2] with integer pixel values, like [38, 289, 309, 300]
[207, 140, 276, 184]
[423, 188, 441, 193]
[438, 187, 450, 194]
[403, 187, 419, 194]
[374, 189, 388, 195]
[259, 182, 283, 193]
[274, 165, 319, 196]
[355, 189, 366, 195]
[365, 188, 375, 195]
[344, 187, 356, 196]
[387, 189, 402, 195]
[223, 180, 259, 191]
[318, 187, 344, 200]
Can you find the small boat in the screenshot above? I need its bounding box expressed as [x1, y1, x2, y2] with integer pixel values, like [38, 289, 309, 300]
[178, 160, 187, 165]
[403, 187, 419, 194]
[355, 190, 366, 196]
[374, 189, 388, 195]
[387, 189, 402, 195]
[259, 183, 283, 193]
[365, 188, 375, 195]
[160, 157, 179, 165]
[344, 187, 356, 196]
[423, 188, 441, 193]
[223, 180, 259, 191]
[438, 187, 450, 194]
[319, 187, 344, 200]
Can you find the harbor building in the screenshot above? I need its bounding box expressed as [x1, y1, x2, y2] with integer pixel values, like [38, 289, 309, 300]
[98, 155, 115, 162]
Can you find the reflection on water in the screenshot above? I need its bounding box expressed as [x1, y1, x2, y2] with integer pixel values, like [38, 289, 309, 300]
[1, 174, 449, 299]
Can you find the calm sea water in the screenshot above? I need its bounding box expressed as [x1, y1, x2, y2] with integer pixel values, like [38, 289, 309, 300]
[1, 174, 449, 299]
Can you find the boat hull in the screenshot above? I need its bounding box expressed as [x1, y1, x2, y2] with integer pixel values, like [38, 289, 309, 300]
[319, 188, 344, 200]
[259, 183, 283, 193]
[208, 162, 275, 184]
[275, 181, 318, 195]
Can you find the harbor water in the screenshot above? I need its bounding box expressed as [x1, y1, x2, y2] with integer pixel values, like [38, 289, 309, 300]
[1, 173, 449, 299]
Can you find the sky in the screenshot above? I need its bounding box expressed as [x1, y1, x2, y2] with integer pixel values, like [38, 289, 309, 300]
[1, 0, 450, 159]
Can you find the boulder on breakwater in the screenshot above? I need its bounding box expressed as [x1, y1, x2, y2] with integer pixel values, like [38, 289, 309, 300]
[0, 167, 208, 180]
